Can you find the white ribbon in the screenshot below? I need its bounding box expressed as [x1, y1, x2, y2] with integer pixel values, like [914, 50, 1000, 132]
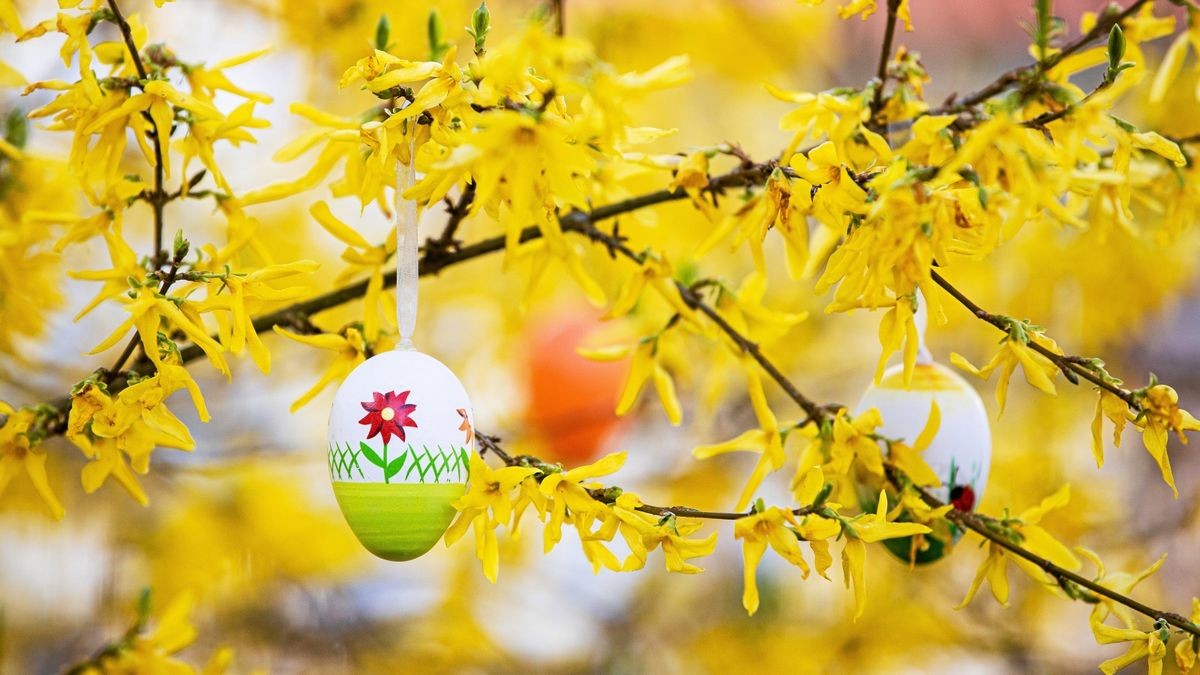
[395, 144, 418, 351]
[914, 288, 932, 365]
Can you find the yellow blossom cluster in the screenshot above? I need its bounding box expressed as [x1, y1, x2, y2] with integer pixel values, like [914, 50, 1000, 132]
[2, 0, 327, 513]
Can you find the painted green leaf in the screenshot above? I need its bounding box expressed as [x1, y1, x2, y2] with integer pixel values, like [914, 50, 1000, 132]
[360, 441, 385, 468]
[385, 451, 407, 480]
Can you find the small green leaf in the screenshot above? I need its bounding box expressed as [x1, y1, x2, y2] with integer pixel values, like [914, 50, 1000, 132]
[811, 483, 834, 508]
[359, 441, 385, 468]
[5, 108, 28, 150]
[467, 1, 490, 55]
[374, 14, 390, 51]
[1109, 114, 1137, 132]
[136, 587, 153, 630]
[385, 452, 406, 479]
[1105, 25, 1126, 83]
[1034, 0, 1052, 60]
[428, 10, 449, 61]
[1044, 82, 1077, 106]
[173, 230, 189, 262]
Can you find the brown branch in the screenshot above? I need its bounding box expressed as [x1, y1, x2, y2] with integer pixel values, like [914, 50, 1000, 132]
[952, 0, 1149, 111]
[105, 0, 148, 81]
[1020, 81, 1109, 131]
[550, 0, 565, 37]
[11, 148, 1192, 636]
[425, 182, 475, 255]
[103, 0, 172, 380]
[900, 476, 1199, 637]
[475, 433, 818, 522]
[931, 0, 1152, 116]
[26, 161, 775, 435]
[869, 0, 902, 125]
[551, 184, 1195, 634]
[929, 268, 1140, 410]
[106, 0, 168, 264]
[676, 282, 835, 426]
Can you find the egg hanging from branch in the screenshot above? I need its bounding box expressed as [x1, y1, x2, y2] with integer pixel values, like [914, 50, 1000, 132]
[327, 350, 473, 561]
[857, 295, 991, 564]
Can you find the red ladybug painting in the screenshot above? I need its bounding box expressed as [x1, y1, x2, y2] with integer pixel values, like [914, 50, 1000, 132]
[950, 484, 976, 512]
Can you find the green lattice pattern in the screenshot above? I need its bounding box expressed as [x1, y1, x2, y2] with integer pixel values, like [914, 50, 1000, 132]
[332, 441, 469, 484]
[401, 444, 470, 484]
[328, 442, 365, 480]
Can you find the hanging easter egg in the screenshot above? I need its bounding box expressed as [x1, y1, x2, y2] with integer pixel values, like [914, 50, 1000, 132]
[525, 310, 626, 464]
[327, 349, 474, 562]
[858, 360, 991, 564]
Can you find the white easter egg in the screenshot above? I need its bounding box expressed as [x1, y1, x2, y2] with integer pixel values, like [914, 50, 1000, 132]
[858, 361, 991, 563]
[328, 349, 473, 561]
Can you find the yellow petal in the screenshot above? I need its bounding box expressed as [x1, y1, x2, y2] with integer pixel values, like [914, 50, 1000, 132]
[913, 399, 941, 452]
[563, 451, 628, 483]
[692, 429, 770, 459]
[615, 343, 655, 416]
[22, 452, 64, 520]
[1010, 342, 1058, 396]
[1149, 32, 1189, 103]
[841, 538, 867, 620]
[310, 201, 370, 249]
[652, 365, 683, 426]
[1091, 393, 1106, 468]
[740, 535, 767, 616]
[1141, 424, 1179, 499]
[577, 344, 635, 361]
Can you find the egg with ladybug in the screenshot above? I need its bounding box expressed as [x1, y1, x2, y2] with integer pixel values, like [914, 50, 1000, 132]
[858, 360, 991, 564]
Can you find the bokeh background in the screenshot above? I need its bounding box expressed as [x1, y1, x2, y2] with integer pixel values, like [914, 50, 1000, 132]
[2, 0, 1198, 672]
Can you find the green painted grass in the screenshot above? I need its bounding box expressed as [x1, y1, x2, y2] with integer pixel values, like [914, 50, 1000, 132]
[332, 482, 465, 562]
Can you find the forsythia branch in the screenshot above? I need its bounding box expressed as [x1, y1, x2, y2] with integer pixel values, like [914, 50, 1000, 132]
[27, 161, 777, 438]
[475, 432, 819, 521]
[929, 269, 1141, 411]
[901, 476, 1200, 637]
[869, 0, 903, 124]
[535, 167, 1199, 637]
[102, 0, 173, 378]
[11, 135, 1192, 636]
[931, 0, 1152, 117]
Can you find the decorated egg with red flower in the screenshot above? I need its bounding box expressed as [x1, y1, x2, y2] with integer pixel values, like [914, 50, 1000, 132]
[328, 350, 473, 561]
[858, 361, 991, 564]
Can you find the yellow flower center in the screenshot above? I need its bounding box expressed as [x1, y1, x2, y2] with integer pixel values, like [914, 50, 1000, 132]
[381, 407, 395, 421]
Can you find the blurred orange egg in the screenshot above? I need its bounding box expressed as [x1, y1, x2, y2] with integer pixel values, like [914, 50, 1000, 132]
[524, 312, 627, 464]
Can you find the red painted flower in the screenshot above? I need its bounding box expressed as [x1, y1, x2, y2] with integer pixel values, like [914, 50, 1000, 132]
[359, 390, 418, 444]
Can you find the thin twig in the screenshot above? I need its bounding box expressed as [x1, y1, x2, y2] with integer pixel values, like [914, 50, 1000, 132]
[903, 477, 1199, 637]
[677, 282, 832, 424]
[551, 0, 565, 37]
[101, 233, 183, 384]
[32, 161, 777, 432]
[13, 151, 1194, 635]
[928, 269, 1140, 409]
[869, 0, 902, 123]
[1020, 81, 1109, 130]
[425, 182, 475, 256]
[930, 0, 1151, 116]
[103, 0, 172, 379]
